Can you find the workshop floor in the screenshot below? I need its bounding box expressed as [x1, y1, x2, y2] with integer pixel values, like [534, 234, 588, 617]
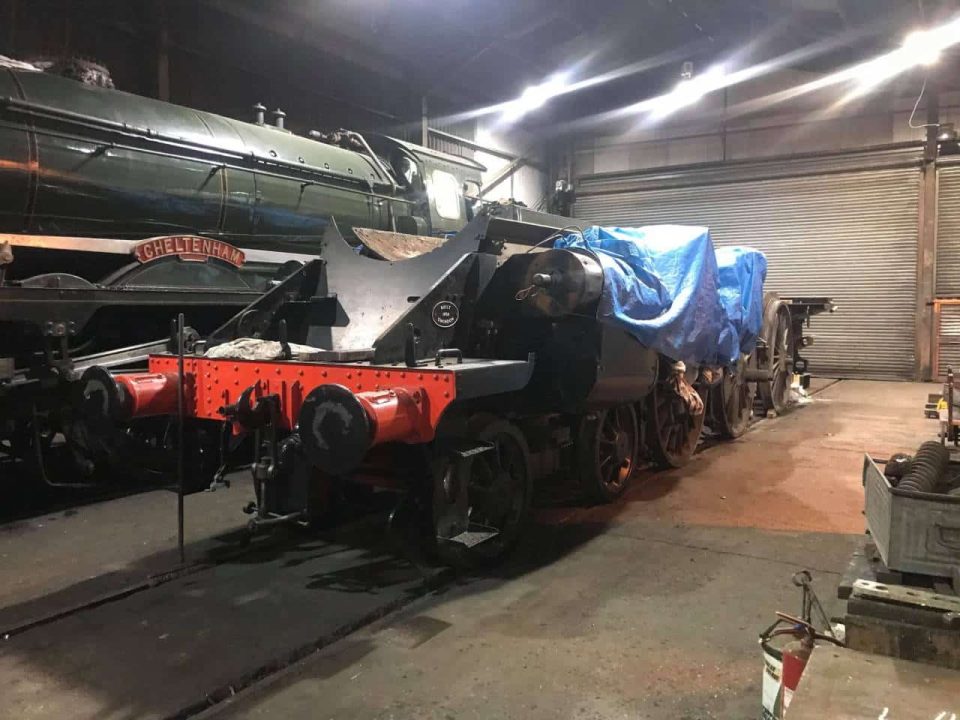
[0, 482, 246, 631]
[203, 379, 937, 720]
[0, 379, 938, 720]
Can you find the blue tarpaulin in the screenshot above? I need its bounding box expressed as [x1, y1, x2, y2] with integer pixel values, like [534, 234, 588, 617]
[715, 246, 767, 355]
[555, 225, 766, 366]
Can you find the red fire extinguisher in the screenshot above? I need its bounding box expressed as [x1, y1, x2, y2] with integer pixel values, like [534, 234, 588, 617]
[779, 614, 818, 710]
[759, 572, 845, 719]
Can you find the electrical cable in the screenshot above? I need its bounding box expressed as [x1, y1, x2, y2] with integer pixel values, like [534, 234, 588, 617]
[906, 0, 938, 131]
[523, 225, 584, 253]
[908, 76, 939, 129]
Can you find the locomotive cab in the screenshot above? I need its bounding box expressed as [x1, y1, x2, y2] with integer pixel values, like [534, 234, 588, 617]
[366, 135, 487, 236]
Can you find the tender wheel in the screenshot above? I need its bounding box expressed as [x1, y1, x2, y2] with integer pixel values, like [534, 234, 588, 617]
[577, 405, 639, 503]
[433, 417, 532, 568]
[646, 381, 705, 468]
[757, 294, 792, 415]
[713, 357, 754, 439]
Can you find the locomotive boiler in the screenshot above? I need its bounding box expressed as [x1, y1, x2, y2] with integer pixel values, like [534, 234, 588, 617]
[79, 214, 832, 566]
[0, 63, 490, 262]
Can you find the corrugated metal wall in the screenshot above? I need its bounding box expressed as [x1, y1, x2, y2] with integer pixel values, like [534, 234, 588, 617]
[428, 119, 477, 158]
[575, 150, 922, 379]
[937, 304, 960, 376]
[936, 163, 960, 296]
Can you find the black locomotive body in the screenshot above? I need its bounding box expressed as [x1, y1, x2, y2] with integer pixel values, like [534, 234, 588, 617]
[79, 215, 831, 565]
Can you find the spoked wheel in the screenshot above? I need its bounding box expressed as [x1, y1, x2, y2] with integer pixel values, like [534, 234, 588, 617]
[433, 417, 532, 568]
[757, 293, 793, 415]
[712, 356, 754, 439]
[646, 381, 705, 468]
[577, 404, 640, 503]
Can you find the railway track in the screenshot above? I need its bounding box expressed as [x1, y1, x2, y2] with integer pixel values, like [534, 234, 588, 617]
[1, 510, 450, 720]
[1, 529, 271, 640]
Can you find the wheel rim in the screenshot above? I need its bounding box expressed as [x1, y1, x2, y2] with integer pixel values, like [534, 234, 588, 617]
[595, 405, 638, 495]
[768, 306, 792, 412]
[758, 301, 792, 415]
[719, 358, 753, 438]
[649, 381, 704, 466]
[431, 417, 531, 566]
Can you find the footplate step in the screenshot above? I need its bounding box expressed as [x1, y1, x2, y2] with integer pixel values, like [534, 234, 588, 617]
[441, 524, 499, 548]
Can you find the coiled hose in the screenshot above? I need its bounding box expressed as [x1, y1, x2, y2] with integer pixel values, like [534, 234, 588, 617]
[897, 441, 949, 493]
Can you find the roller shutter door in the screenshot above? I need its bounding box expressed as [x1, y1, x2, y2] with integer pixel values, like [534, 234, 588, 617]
[936, 164, 960, 296]
[936, 304, 960, 377]
[575, 158, 920, 379]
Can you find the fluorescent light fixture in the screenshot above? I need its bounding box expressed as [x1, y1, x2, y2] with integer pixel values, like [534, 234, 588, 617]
[638, 16, 960, 122]
[902, 29, 941, 66]
[475, 13, 960, 132]
[501, 73, 570, 122]
[648, 64, 726, 119]
[850, 18, 960, 94]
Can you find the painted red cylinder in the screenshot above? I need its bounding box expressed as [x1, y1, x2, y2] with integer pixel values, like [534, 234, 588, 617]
[115, 372, 180, 418]
[780, 638, 813, 711]
[357, 386, 426, 445]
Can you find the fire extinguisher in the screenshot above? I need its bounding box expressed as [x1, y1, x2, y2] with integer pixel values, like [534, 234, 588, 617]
[779, 614, 822, 710]
[781, 624, 814, 704]
[760, 613, 842, 718]
[759, 572, 845, 719]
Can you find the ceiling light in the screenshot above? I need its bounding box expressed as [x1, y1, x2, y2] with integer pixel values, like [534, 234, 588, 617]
[501, 73, 570, 122]
[902, 30, 941, 66]
[648, 64, 726, 119]
[851, 18, 960, 94]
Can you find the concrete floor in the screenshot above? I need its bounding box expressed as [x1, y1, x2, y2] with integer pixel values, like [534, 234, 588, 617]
[0, 379, 939, 720]
[201, 379, 939, 720]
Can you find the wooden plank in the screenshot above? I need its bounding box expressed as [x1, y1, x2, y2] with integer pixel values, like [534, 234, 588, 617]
[788, 647, 960, 719]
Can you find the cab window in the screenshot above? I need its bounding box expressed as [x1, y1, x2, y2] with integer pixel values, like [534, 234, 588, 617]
[429, 169, 463, 220]
[392, 152, 421, 189]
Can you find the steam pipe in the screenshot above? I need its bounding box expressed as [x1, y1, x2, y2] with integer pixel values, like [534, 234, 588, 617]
[346, 130, 399, 192]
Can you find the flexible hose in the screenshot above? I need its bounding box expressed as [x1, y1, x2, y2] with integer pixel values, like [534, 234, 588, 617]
[897, 441, 949, 493]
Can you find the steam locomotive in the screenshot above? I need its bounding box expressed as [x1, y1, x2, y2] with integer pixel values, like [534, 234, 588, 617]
[0, 61, 565, 483]
[77, 214, 830, 565]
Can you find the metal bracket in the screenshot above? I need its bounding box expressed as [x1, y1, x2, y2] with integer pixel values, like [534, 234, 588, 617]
[404, 323, 420, 367]
[208, 421, 234, 492]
